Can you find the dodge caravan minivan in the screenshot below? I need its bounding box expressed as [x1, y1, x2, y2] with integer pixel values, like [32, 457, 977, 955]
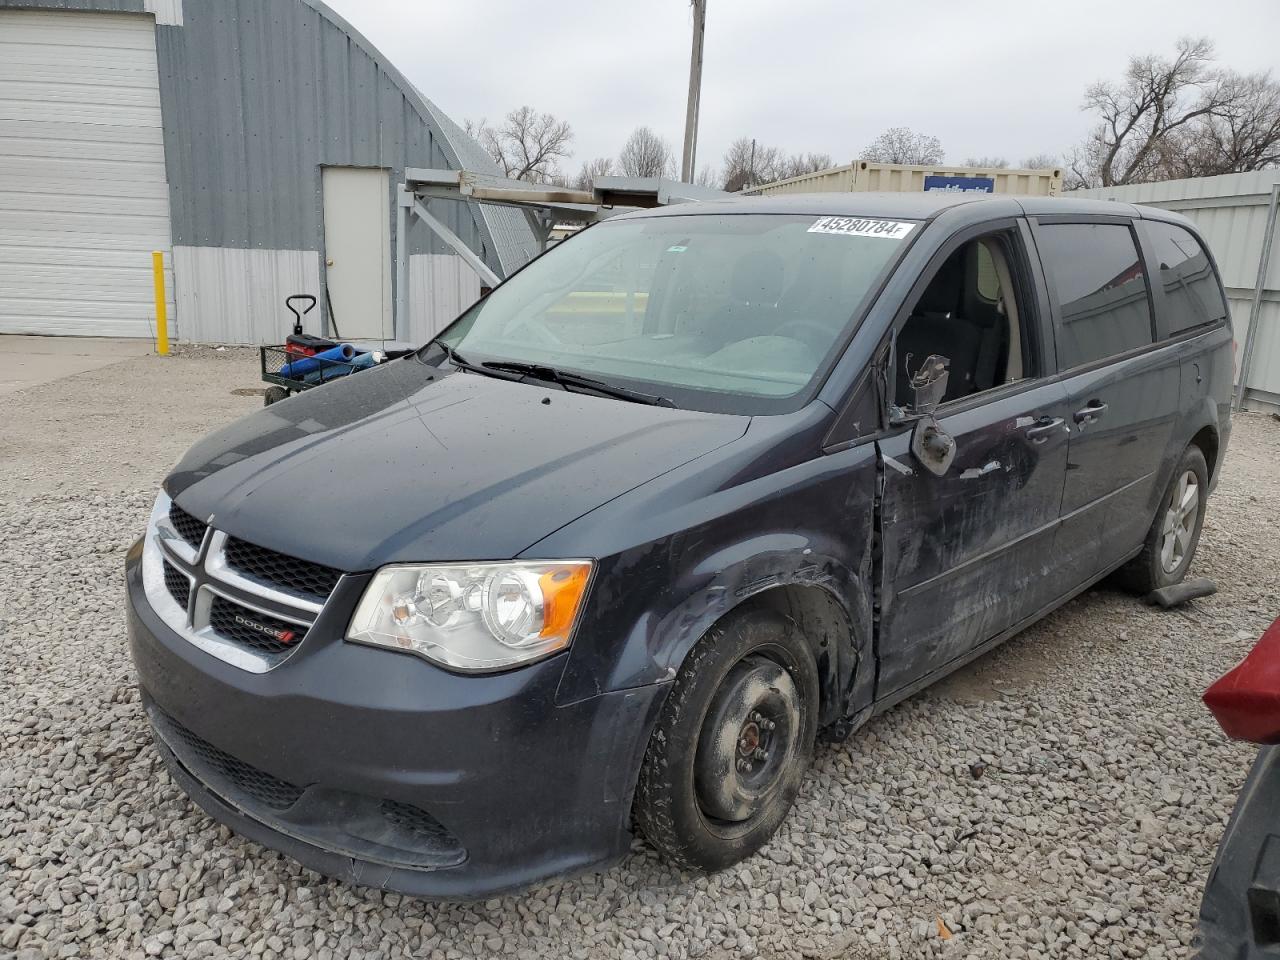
[127, 192, 1233, 897]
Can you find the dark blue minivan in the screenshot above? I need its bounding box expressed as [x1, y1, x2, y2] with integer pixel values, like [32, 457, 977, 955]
[126, 192, 1233, 897]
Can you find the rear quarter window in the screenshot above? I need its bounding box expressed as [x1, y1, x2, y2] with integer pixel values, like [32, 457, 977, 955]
[1037, 222, 1154, 370]
[1145, 220, 1228, 336]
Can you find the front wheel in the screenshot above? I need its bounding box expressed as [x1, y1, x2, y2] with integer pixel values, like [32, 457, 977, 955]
[1117, 445, 1209, 594]
[633, 608, 819, 872]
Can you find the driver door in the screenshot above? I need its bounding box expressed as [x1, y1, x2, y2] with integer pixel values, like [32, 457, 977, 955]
[874, 221, 1073, 697]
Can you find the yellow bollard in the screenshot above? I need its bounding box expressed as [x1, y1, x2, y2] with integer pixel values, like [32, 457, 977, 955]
[152, 250, 169, 356]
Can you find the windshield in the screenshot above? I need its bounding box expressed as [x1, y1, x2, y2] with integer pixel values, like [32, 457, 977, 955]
[432, 213, 916, 414]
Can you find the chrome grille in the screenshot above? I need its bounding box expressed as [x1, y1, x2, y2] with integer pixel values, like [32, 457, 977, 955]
[168, 504, 208, 549]
[142, 491, 341, 673]
[224, 537, 341, 601]
[162, 560, 191, 610]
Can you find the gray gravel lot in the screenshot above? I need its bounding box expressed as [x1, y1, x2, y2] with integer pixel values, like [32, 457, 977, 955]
[2, 346, 1279, 960]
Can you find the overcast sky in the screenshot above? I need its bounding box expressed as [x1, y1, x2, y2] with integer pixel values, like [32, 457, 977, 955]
[324, 0, 1279, 179]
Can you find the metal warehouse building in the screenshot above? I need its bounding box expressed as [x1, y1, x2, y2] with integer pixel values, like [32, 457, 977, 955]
[0, 0, 535, 344]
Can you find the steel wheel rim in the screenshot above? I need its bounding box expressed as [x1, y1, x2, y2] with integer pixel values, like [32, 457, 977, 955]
[693, 655, 801, 824]
[1160, 469, 1199, 573]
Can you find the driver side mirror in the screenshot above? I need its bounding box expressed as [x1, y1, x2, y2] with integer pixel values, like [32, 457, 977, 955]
[901, 354, 956, 477]
[906, 354, 950, 416]
[911, 417, 956, 477]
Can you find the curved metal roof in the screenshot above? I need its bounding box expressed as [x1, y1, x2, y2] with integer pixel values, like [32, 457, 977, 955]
[303, 0, 536, 276]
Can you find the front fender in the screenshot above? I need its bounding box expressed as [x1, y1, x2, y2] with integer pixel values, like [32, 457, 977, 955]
[647, 533, 854, 673]
[549, 441, 880, 723]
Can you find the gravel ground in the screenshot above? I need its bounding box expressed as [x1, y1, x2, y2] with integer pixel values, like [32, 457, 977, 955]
[2, 346, 1279, 960]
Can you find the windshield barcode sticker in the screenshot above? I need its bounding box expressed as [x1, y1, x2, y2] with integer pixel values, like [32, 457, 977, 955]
[808, 217, 915, 239]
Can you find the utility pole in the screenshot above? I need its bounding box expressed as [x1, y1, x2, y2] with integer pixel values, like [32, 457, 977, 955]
[680, 0, 706, 183]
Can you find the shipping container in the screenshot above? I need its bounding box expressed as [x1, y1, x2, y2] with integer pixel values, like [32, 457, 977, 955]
[746, 161, 1063, 198]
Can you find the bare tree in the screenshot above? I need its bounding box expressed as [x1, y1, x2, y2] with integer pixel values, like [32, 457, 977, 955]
[1159, 71, 1280, 177]
[861, 127, 945, 165]
[722, 137, 797, 190]
[780, 152, 834, 179]
[618, 126, 677, 178]
[464, 106, 574, 183]
[1070, 38, 1236, 188]
[721, 137, 773, 190]
[960, 156, 1009, 168]
[694, 164, 719, 188]
[573, 157, 615, 192]
[1020, 153, 1061, 170]
[721, 139, 833, 190]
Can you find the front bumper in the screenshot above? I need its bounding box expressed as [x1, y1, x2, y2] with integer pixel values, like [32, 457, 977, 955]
[125, 546, 669, 898]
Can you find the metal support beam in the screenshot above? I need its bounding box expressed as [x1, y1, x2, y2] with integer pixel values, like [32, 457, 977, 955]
[394, 167, 707, 330]
[413, 199, 501, 289]
[395, 186, 410, 340]
[1234, 182, 1280, 411]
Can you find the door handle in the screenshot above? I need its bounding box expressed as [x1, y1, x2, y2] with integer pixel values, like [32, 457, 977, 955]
[1026, 417, 1065, 444]
[1073, 400, 1108, 425]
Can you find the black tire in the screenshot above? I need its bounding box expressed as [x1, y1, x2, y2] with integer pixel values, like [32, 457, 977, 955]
[1116, 445, 1209, 594]
[633, 608, 819, 872]
[263, 386, 289, 407]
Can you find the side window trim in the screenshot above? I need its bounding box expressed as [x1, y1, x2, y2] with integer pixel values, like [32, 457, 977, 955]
[1134, 218, 1176, 342]
[1018, 217, 1058, 377]
[1027, 215, 1157, 375]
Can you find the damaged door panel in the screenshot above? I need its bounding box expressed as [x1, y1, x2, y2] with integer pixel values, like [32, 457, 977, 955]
[870, 218, 1075, 697]
[874, 379, 1071, 695]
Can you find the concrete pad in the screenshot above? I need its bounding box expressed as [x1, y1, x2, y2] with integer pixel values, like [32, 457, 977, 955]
[0, 335, 155, 397]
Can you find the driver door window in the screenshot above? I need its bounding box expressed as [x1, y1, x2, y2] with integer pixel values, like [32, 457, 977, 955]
[894, 234, 1033, 410]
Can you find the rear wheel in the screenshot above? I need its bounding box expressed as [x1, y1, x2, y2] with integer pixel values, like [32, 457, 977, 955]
[1116, 445, 1209, 594]
[633, 608, 819, 871]
[263, 386, 289, 407]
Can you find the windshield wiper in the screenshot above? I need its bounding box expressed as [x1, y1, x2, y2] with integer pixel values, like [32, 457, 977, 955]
[427, 339, 520, 382]
[482, 360, 675, 407]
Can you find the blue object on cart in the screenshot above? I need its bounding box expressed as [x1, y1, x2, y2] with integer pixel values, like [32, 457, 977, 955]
[279, 343, 356, 379]
[301, 349, 376, 384]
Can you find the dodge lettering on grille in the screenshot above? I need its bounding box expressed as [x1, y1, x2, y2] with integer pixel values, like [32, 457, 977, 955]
[233, 613, 296, 645]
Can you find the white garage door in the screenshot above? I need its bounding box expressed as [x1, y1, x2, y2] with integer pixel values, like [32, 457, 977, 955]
[0, 9, 173, 337]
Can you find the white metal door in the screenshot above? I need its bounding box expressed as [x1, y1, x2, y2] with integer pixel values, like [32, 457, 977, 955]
[322, 167, 392, 341]
[0, 9, 173, 337]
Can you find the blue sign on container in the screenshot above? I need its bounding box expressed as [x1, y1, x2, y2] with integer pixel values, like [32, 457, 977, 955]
[923, 175, 995, 194]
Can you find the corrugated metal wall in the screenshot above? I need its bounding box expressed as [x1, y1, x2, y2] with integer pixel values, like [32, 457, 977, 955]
[406, 254, 481, 343]
[1073, 171, 1280, 411]
[0, 7, 175, 337]
[172, 246, 319, 343]
[0, 0, 536, 344]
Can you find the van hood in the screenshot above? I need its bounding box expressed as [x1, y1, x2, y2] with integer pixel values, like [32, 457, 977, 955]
[166, 359, 748, 571]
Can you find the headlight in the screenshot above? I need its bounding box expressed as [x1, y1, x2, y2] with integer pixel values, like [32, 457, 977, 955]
[346, 561, 593, 672]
